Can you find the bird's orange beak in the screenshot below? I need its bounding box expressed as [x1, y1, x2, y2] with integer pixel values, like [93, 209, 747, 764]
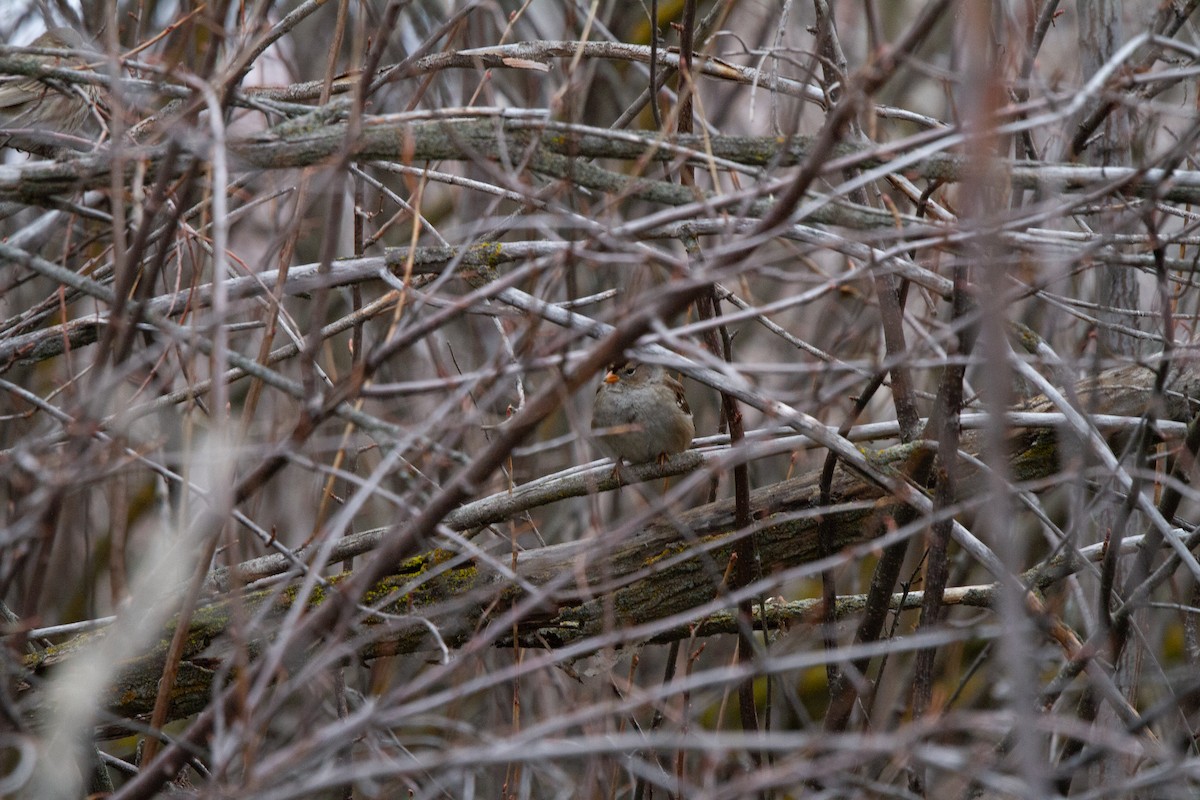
[603, 370, 620, 384]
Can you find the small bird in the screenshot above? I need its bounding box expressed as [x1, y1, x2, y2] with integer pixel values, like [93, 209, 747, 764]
[0, 28, 101, 146]
[592, 360, 694, 466]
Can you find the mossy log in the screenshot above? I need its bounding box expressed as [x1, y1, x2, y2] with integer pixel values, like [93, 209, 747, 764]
[18, 361, 1200, 735]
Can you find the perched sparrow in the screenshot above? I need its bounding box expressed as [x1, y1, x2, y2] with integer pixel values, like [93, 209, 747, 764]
[0, 28, 101, 145]
[592, 360, 694, 466]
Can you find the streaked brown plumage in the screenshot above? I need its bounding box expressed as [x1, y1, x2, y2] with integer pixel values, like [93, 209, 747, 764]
[0, 28, 101, 145]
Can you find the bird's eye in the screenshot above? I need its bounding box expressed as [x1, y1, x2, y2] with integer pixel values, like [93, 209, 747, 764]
[623, 365, 637, 376]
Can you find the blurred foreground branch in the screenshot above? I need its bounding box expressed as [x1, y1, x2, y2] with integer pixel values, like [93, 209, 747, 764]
[20, 360, 1199, 736]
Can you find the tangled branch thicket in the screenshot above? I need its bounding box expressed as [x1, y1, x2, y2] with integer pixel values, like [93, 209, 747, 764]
[4, 2, 1200, 798]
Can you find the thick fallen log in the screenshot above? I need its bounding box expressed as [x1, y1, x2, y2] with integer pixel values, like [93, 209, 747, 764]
[18, 361, 1200, 735]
